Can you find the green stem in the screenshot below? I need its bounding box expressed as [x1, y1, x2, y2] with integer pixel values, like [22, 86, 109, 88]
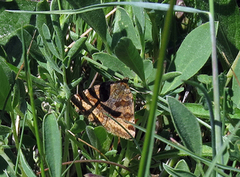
[22, 28, 46, 177]
[208, 0, 223, 166]
[62, 67, 70, 173]
[137, 1, 175, 176]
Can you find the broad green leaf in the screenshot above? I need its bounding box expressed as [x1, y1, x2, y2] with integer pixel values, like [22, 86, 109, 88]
[112, 7, 141, 49]
[184, 103, 210, 119]
[163, 163, 196, 177]
[197, 0, 240, 63]
[0, 0, 36, 45]
[94, 126, 113, 153]
[0, 63, 11, 111]
[16, 25, 45, 64]
[232, 57, 240, 108]
[197, 74, 212, 85]
[132, 0, 145, 50]
[0, 59, 47, 88]
[202, 144, 213, 157]
[0, 125, 11, 135]
[175, 159, 190, 171]
[43, 113, 62, 177]
[19, 150, 37, 177]
[85, 126, 100, 149]
[70, 120, 86, 134]
[93, 52, 135, 79]
[161, 22, 217, 95]
[0, 56, 15, 84]
[115, 37, 145, 82]
[167, 96, 202, 155]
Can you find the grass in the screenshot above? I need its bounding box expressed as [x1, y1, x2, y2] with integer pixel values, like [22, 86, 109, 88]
[0, 0, 240, 176]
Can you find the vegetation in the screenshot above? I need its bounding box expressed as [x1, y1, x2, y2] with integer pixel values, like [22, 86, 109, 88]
[0, 0, 240, 176]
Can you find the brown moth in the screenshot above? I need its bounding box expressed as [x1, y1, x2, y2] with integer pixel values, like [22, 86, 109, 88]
[71, 80, 135, 139]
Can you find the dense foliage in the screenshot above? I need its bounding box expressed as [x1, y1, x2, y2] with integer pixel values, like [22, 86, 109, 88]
[0, 0, 240, 176]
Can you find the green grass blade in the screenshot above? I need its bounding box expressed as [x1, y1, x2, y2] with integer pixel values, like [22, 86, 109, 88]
[137, 1, 175, 176]
[6, 2, 208, 15]
[209, 0, 223, 169]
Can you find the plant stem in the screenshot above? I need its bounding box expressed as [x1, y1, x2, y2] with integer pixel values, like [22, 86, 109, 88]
[137, 0, 175, 176]
[208, 0, 223, 166]
[21, 28, 46, 177]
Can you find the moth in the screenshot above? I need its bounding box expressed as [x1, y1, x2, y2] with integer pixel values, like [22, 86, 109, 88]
[71, 80, 135, 139]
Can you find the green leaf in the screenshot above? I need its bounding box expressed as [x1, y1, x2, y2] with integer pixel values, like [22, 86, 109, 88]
[232, 57, 240, 109]
[216, 0, 240, 63]
[42, 24, 61, 59]
[161, 22, 217, 95]
[85, 126, 100, 149]
[230, 140, 240, 160]
[132, 0, 145, 50]
[167, 96, 202, 155]
[184, 103, 210, 119]
[43, 113, 62, 177]
[93, 52, 135, 79]
[0, 125, 11, 135]
[175, 159, 191, 171]
[16, 25, 45, 63]
[94, 126, 112, 153]
[67, 37, 87, 59]
[67, 0, 111, 45]
[0, 0, 36, 45]
[144, 60, 182, 90]
[19, 150, 37, 177]
[65, 37, 87, 67]
[0, 149, 17, 176]
[36, 0, 52, 40]
[105, 150, 117, 157]
[112, 7, 141, 49]
[0, 63, 11, 111]
[0, 59, 47, 88]
[50, 0, 65, 60]
[115, 37, 145, 82]
[70, 120, 86, 134]
[197, 74, 212, 85]
[163, 163, 196, 177]
[7, 2, 207, 15]
[197, 0, 240, 63]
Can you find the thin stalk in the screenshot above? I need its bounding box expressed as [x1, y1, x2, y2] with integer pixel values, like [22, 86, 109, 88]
[137, 1, 175, 176]
[62, 67, 70, 173]
[21, 29, 46, 177]
[208, 0, 223, 167]
[15, 114, 27, 174]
